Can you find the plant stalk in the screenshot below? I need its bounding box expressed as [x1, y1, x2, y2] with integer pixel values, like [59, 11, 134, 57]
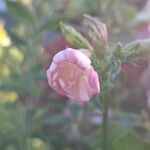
[102, 95, 108, 150]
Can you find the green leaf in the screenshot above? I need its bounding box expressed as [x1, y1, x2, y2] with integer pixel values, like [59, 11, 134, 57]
[6, 1, 34, 23]
[124, 39, 150, 58]
[108, 61, 121, 84]
[60, 22, 93, 50]
[113, 131, 150, 150]
[124, 42, 140, 58]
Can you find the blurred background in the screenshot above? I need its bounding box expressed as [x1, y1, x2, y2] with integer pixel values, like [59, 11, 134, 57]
[0, 0, 150, 149]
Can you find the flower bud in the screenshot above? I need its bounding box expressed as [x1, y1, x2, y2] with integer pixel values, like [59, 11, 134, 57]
[84, 14, 108, 44]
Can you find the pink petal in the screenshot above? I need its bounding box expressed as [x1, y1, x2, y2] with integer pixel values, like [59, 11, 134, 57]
[88, 67, 100, 93]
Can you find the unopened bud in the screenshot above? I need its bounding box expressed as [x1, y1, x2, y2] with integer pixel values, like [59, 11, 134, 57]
[84, 14, 108, 44]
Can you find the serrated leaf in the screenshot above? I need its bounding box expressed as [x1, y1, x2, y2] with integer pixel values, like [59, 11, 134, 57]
[60, 22, 93, 50]
[113, 131, 150, 150]
[6, 1, 34, 23]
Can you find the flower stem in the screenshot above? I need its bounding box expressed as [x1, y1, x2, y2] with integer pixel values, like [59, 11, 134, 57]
[102, 95, 108, 150]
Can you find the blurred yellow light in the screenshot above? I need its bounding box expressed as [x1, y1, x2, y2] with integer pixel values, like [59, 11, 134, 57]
[9, 48, 24, 62]
[0, 20, 11, 47]
[30, 138, 45, 149]
[22, 0, 31, 8]
[1, 65, 10, 77]
[0, 92, 18, 104]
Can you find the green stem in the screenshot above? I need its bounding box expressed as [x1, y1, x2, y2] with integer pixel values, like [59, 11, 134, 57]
[102, 95, 108, 150]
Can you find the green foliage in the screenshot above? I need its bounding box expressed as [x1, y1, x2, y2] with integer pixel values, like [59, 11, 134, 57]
[39, 16, 68, 32]
[0, 84, 26, 93]
[114, 112, 141, 129]
[6, 1, 34, 23]
[8, 30, 27, 48]
[60, 22, 93, 50]
[121, 3, 137, 23]
[124, 39, 150, 58]
[112, 131, 150, 150]
[0, 0, 150, 149]
[91, 95, 104, 111]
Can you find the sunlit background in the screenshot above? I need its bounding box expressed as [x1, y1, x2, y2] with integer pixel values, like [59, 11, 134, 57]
[0, 0, 150, 149]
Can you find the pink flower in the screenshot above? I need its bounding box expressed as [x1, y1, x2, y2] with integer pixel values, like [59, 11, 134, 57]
[47, 48, 100, 104]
